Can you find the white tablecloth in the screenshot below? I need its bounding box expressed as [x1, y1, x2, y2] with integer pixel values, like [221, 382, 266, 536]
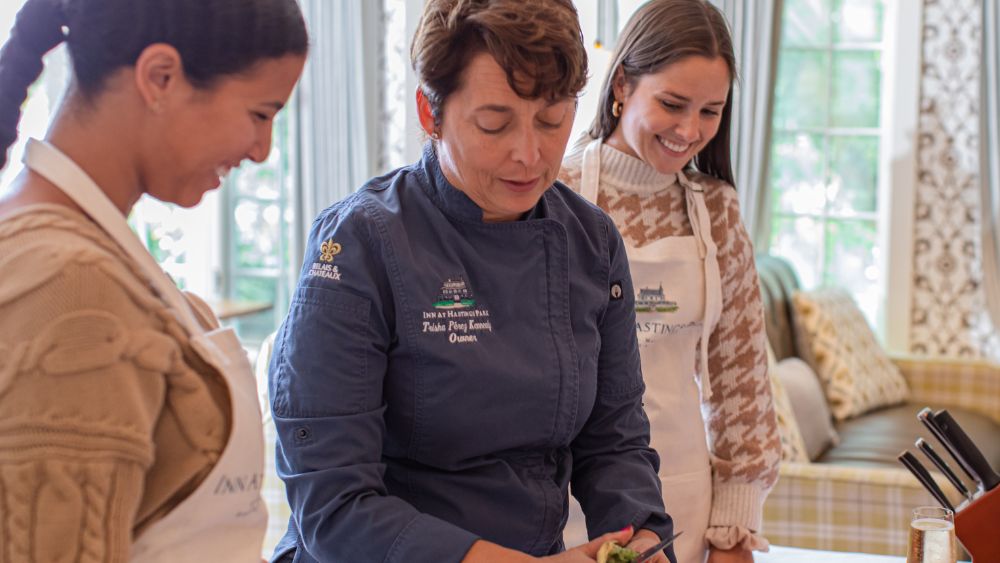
[757, 546, 904, 562]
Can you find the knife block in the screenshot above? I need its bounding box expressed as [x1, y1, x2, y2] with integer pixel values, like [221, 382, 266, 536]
[955, 485, 1000, 561]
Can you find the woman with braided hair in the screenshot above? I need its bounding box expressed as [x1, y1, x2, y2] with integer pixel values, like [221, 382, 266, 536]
[0, 0, 306, 560]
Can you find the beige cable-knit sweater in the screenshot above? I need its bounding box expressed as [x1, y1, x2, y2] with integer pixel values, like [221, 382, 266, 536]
[560, 143, 781, 551]
[0, 205, 230, 562]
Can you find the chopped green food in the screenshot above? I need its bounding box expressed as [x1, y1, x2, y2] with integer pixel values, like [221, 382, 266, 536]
[597, 541, 639, 563]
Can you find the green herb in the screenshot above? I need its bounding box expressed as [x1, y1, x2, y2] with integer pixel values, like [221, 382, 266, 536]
[604, 544, 640, 563]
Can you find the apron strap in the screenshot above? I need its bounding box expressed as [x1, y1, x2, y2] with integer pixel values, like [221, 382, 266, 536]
[23, 139, 205, 336]
[678, 171, 723, 402]
[580, 138, 603, 204]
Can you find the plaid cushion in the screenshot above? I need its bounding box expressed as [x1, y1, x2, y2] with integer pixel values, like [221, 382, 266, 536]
[763, 462, 963, 556]
[892, 355, 1000, 424]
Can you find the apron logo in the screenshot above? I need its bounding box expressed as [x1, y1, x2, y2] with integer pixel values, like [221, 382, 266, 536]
[610, 281, 624, 300]
[422, 275, 492, 344]
[319, 240, 342, 263]
[635, 283, 679, 313]
[307, 240, 344, 281]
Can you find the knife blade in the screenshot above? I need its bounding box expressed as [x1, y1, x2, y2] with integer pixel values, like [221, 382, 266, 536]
[916, 438, 973, 501]
[917, 407, 980, 485]
[898, 450, 955, 511]
[635, 531, 683, 563]
[932, 409, 1000, 492]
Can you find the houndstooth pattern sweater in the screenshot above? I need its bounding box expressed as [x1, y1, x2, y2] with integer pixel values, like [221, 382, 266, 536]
[560, 142, 781, 551]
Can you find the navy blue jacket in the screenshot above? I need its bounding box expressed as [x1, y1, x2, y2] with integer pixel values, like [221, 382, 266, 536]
[269, 146, 673, 562]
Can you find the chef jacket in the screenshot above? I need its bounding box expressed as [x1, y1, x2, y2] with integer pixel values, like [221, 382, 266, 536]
[269, 145, 673, 562]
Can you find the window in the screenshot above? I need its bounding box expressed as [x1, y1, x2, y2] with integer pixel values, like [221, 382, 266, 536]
[220, 106, 299, 346]
[767, 0, 886, 325]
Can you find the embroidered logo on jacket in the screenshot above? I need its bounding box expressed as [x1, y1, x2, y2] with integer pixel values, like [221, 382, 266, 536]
[422, 275, 492, 344]
[634, 283, 678, 313]
[433, 276, 476, 309]
[307, 240, 343, 281]
[320, 240, 342, 262]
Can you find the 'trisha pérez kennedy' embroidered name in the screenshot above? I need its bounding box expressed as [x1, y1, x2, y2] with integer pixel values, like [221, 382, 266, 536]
[421, 276, 493, 344]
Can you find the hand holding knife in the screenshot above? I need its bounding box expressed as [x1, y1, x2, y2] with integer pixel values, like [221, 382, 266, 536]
[635, 531, 682, 563]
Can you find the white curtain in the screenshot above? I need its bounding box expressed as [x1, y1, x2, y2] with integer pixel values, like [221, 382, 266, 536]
[294, 0, 384, 266]
[979, 0, 1000, 333]
[711, 0, 782, 247]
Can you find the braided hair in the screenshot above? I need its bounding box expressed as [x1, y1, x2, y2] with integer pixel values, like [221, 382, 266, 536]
[0, 0, 309, 169]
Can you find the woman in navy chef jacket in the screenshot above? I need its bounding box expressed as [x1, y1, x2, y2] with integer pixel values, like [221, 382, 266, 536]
[268, 1, 675, 562]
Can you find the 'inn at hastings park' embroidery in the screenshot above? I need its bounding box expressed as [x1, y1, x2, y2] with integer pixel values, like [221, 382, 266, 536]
[422, 276, 493, 344]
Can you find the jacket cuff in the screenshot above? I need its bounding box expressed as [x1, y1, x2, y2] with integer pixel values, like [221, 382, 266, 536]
[385, 513, 480, 562]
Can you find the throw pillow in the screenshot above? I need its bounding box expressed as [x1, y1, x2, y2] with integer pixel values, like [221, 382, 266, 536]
[773, 357, 840, 461]
[766, 341, 810, 463]
[791, 288, 910, 420]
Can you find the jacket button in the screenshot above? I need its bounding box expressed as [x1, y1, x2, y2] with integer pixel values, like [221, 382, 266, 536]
[295, 427, 311, 441]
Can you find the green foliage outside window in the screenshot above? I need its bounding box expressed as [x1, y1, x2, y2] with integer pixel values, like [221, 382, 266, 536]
[768, 0, 885, 326]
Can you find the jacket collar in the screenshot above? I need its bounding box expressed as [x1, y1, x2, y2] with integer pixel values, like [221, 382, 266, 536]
[418, 142, 547, 223]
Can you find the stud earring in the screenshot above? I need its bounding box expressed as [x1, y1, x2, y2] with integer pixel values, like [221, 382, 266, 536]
[611, 100, 622, 118]
[430, 131, 441, 141]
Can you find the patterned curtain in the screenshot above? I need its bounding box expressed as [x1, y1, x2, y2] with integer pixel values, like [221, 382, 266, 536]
[710, 0, 783, 247]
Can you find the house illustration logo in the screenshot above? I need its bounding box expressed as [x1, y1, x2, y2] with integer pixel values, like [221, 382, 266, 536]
[635, 284, 678, 313]
[433, 276, 476, 309]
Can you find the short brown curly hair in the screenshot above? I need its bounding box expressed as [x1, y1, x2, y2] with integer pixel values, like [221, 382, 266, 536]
[410, 0, 587, 125]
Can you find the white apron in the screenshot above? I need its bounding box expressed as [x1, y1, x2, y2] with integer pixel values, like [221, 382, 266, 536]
[24, 139, 268, 562]
[564, 140, 723, 563]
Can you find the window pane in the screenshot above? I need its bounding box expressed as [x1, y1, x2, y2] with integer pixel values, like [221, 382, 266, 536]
[824, 219, 880, 323]
[774, 49, 829, 129]
[770, 215, 823, 288]
[831, 50, 881, 127]
[232, 277, 279, 344]
[771, 132, 826, 215]
[828, 135, 879, 215]
[234, 199, 282, 269]
[781, 0, 832, 47]
[835, 0, 884, 43]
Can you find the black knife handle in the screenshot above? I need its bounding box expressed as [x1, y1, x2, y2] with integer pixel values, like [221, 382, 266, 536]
[916, 438, 973, 500]
[917, 407, 980, 484]
[932, 410, 1000, 492]
[898, 450, 955, 511]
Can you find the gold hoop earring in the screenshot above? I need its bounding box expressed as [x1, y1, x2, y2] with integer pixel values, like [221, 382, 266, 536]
[611, 100, 622, 118]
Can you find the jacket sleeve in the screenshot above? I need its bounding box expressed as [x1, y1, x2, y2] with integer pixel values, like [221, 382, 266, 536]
[568, 214, 676, 561]
[269, 198, 479, 562]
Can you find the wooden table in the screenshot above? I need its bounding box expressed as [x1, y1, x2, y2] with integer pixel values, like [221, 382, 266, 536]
[208, 299, 273, 321]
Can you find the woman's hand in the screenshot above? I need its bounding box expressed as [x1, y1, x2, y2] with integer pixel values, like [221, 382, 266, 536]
[541, 526, 637, 561]
[624, 528, 669, 563]
[707, 546, 754, 563]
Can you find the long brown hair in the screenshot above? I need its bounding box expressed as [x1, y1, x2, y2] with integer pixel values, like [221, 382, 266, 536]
[588, 0, 737, 186]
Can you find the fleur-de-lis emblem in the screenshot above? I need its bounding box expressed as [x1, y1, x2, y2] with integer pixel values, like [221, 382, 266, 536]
[320, 240, 342, 263]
